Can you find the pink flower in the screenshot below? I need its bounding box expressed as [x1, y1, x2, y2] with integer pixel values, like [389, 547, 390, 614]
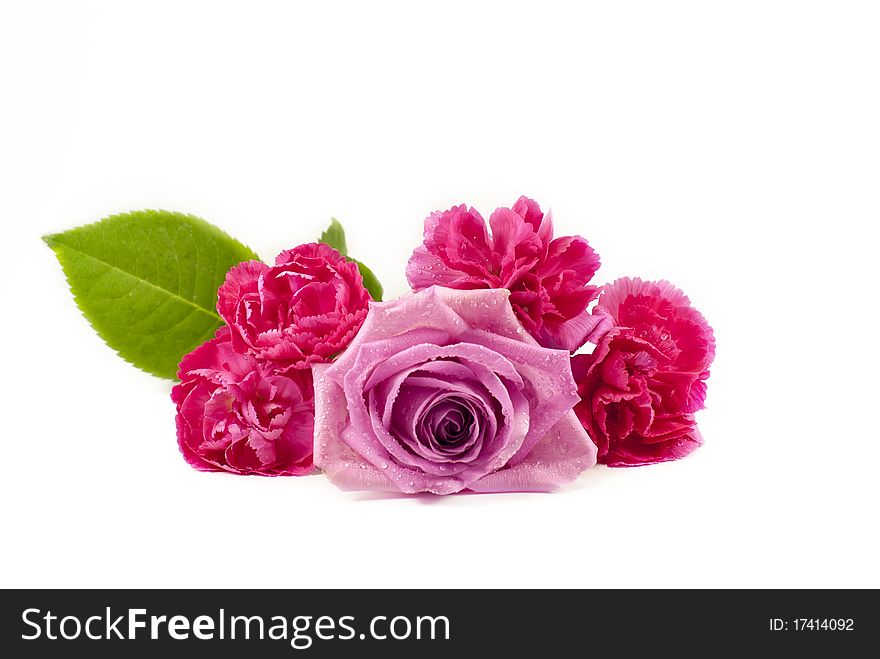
[171, 328, 315, 475]
[314, 286, 597, 495]
[217, 243, 372, 370]
[572, 277, 715, 466]
[406, 196, 604, 352]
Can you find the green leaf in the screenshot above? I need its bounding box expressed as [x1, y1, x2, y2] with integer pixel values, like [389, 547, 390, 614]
[44, 210, 260, 380]
[355, 260, 383, 301]
[318, 217, 384, 301]
[319, 217, 348, 256]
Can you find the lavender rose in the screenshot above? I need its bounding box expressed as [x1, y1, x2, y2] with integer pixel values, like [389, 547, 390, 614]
[313, 286, 597, 494]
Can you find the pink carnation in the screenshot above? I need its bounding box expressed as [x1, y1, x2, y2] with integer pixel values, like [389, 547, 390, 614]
[572, 277, 715, 466]
[406, 197, 604, 352]
[171, 328, 315, 475]
[217, 243, 371, 370]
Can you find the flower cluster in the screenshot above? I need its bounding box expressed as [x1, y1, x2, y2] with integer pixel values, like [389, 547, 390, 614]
[172, 244, 372, 475]
[173, 196, 715, 492]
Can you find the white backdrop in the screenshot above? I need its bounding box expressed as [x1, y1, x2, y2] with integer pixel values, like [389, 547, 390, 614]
[2, 0, 878, 588]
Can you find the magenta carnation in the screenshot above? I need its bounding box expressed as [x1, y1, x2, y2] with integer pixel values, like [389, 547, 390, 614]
[217, 243, 371, 370]
[572, 277, 715, 467]
[172, 328, 315, 475]
[313, 286, 597, 495]
[406, 196, 604, 352]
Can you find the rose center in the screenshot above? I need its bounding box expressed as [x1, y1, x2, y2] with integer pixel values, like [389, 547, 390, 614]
[426, 398, 477, 448]
[436, 409, 471, 445]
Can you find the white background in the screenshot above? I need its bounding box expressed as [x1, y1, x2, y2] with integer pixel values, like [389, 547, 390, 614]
[2, 0, 878, 588]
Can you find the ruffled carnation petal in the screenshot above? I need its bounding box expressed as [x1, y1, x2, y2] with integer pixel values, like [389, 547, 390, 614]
[511, 195, 552, 246]
[216, 243, 371, 371]
[574, 278, 714, 467]
[171, 331, 315, 476]
[407, 198, 602, 352]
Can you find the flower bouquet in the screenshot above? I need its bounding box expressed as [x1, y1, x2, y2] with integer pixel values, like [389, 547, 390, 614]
[45, 196, 714, 495]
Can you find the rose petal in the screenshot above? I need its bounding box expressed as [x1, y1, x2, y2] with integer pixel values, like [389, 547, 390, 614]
[469, 411, 597, 492]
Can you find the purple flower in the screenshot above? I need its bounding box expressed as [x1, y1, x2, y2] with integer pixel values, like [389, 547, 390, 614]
[313, 286, 596, 494]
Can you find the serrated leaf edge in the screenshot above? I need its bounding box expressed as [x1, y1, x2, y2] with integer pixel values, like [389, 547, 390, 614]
[43, 210, 260, 380]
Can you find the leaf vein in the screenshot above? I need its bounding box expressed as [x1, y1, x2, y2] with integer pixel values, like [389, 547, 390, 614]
[54, 242, 222, 322]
